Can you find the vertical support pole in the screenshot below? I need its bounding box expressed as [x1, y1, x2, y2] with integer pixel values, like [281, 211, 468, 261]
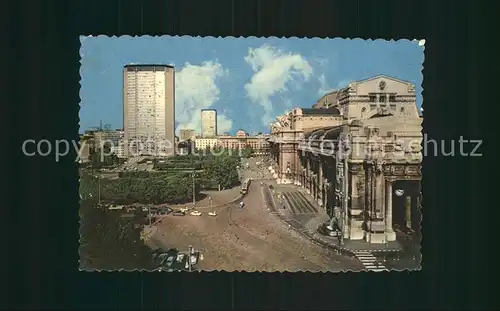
[192, 173, 196, 205]
[405, 196, 412, 229]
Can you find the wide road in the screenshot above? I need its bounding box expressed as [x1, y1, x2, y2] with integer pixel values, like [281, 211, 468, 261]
[149, 180, 363, 272]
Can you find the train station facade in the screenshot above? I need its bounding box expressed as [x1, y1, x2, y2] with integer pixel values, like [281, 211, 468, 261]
[267, 75, 423, 244]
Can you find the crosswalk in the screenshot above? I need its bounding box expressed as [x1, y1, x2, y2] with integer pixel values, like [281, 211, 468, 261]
[282, 191, 319, 214]
[353, 251, 388, 272]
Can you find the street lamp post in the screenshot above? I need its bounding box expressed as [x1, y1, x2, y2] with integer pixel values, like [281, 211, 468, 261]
[192, 172, 196, 206]
[188, 245, 193, 272]
[342, 154, 348, 245]
[148, 205, 152, 226]
[96, 174, 101, 204]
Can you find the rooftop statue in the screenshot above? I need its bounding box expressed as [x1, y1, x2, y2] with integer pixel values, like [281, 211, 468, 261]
[270, 121, 282, 133]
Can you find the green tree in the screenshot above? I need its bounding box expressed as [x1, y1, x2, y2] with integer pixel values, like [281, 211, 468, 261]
[89, 143, 119, 168]
[241, 145, 254, 158]
[79, 199, 155, 270]
[204, 155, 240, 189]
[96, 171, 201, 205]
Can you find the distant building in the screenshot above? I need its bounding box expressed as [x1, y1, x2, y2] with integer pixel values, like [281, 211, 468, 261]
[217, 130, 270, 155]
[81, 129, 126, 158]
[194, 137, 218, 150]
[200, 109, 217, 137]
[179, 129, 196, 141]
[123, 64, 175, 157]
[78, 135, 92, 163]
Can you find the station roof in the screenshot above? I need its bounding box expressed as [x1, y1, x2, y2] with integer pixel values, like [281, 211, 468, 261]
[300, 108, 341, 115]
[124, 64, 174, 68]
[304, 125, 342, 140]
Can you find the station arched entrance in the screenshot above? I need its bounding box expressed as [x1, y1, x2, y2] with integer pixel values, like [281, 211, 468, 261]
[392, 180, 421, 236]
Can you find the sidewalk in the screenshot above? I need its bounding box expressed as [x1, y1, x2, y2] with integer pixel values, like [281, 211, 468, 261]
[264, 183, 404, 257]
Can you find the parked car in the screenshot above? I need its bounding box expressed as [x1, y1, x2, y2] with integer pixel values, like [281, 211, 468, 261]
[172, 210, 185, 216]
[318, 222, 340, 236]
[108, 205, 123, 210]
[190, 211, 202, 216]
[160, 255, 177, 271]
[158, 207, 173, 215]
[148, 207, 160, 215]
[153, 252, 169, 266]
[153, 248, 180, 271]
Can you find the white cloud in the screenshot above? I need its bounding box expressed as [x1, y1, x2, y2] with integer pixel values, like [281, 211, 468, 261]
[175, 61, 231, 135]
[244, 44, 313, 126]
[317, 74, 352, 96]
[216, 114, 233, 134]
[317, 74, 334, 96]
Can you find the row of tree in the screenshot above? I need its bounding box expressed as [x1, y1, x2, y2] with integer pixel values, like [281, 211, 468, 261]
[203, 154, 240, 189]
[80, 171, 201, 204]
[154, 152, 242, 190]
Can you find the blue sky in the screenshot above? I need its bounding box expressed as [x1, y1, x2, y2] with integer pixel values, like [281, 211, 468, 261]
[79, 36, 424, 135]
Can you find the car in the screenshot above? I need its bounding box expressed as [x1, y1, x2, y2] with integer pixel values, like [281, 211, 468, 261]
[158, 207, 173, 215]
[180, 207, 189, 213]
[158, 255, 177, 271]
[208, 211, 217, 216]
[190, 211, 202, 216]
[176, 253, 186, 265]
[108, 205, 123, 210]
[153, 253, 169, 266]
[172, 210, 185, 216]
[318, 222, 340, 236]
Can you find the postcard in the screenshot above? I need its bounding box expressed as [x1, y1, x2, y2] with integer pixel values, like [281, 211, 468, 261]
[78, 36, 424, 272]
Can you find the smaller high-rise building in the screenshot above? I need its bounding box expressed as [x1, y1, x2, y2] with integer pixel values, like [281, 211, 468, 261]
[200, 109, 217, 137]
[179, 129, 196, 141]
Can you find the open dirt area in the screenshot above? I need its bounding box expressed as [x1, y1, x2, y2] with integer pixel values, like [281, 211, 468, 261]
[148, 182, 363, 272]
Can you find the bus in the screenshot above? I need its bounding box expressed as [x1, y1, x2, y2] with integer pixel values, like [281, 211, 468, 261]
[240, 178, 252, 194]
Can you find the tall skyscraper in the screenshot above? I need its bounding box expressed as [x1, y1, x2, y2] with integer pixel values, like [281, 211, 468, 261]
[123, 64, 175, 157]
[200, 109, 217, 137]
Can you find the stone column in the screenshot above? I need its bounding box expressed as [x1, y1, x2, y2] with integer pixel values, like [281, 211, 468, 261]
[323, 178, 329, 211]
[318, 159, 324, 206]
[306, 157, 311, 194]
[313, 159, 316, 195]
[384, 178, 396, 241]
[350, 173, 359, 209]
[366, 166, 372, 216]
[375, 173, 384, 217]
[385, 179, 394, 232]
